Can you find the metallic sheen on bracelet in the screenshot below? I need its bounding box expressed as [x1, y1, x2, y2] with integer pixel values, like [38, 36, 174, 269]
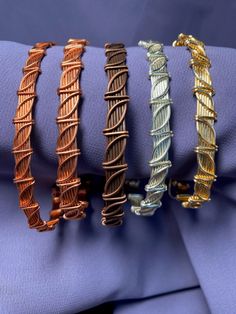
[129, 40, 173, 216]
[13, 42, 60, 232]
[171, 33, 217, 208]
[56, 39, 89, 221]
[102, 43, 129, 226]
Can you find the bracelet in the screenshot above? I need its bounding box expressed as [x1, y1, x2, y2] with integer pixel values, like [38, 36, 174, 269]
[12, 42, 60, 232]
[171, 33, 217, 208]
[102, 43, 129, 226]
[129, 40, 173, 216]
[56, 39, 88, 220]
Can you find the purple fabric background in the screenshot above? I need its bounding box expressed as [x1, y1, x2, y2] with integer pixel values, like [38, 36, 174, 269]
[0, 41, 236, 313]
[0, 0, 235, 49]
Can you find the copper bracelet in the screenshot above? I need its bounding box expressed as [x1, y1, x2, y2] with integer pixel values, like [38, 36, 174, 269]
[13, 42, 60, 232]
[102, 43, 129, 226]
[56, 39, 88, 220]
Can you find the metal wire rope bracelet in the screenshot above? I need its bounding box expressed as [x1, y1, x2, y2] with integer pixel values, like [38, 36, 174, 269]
[170, 33, 217, 209]
[12, 42, 61, 232]
[55, 38, 89, 221]
[128, 40, 173, 216]
[102, 43, 129, 227]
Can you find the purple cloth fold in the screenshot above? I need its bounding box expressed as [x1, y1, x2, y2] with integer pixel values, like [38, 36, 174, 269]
[114, 288, 210, 314]
[0, 41, 235, 313]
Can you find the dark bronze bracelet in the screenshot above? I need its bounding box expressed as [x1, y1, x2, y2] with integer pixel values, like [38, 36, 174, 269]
[56, 39, 89, 220]
[102, 43, 129, 226]
[12, 42, 60, 232]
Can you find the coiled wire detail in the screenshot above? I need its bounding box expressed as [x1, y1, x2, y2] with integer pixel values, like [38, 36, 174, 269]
[56, 39, 89, 220]
[172, 34, 217, 208]
[129, 41, 173, 216]
[13, 42, 60, 232]
[102, 43, 129, 226]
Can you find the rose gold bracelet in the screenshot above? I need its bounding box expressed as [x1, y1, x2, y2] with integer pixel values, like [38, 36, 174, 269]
[56, 39, 89, 220]
[12, 42, 60, 232]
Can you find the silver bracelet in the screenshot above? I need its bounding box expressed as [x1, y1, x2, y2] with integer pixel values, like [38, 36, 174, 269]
[129, 41, 173, 216]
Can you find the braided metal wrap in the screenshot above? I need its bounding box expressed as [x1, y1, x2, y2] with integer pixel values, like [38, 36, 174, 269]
[56, 39, 88, 220]
[129, 41, 172, 216]
[102, 43, 129, 226]
[172, 33, 217, 208]
[13, 42, 59, 232]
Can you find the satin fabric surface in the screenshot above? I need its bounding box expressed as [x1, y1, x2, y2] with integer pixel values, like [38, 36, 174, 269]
[0, 41, 235, 313]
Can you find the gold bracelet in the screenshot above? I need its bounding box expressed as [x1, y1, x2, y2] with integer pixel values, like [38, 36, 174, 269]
[171, 33, 217, 208]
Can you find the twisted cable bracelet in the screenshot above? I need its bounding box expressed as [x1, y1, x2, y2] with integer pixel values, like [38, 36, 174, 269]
[12, 42, 60, 232]
[56, 39, 88, 220]
[102, 43, 129, 226]
[172, 33, 217, 208]
[128, 41, 173, 216]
